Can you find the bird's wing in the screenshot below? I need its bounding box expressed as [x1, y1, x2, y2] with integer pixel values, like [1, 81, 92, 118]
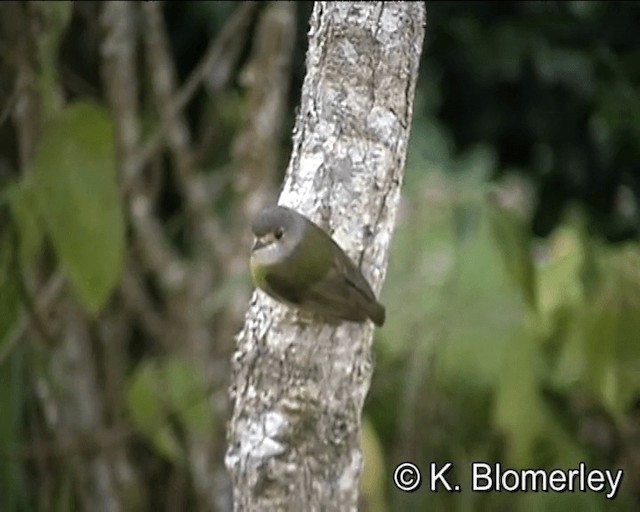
[299, 264, 370, 322]
[294, 250, 379, 323]
[332, 250, 378, 303]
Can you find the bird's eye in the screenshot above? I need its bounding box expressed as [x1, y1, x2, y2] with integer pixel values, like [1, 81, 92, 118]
[275, 227, 284, 240]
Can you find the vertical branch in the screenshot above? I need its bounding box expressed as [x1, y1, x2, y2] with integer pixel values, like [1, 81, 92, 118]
[1, 2, 41, 169]
[142, 1, 227, 266]
[100, 2, 141, 184]
[232, 2, 297, 218]
[140, 4, 230, 510]
[101, 1, 184, 305]
[221, 1, 297, 358]
[48, 298, 122, 512]
[227, 2, 426, 509]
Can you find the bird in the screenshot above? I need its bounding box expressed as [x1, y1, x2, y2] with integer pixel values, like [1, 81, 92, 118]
[249, 205, 386, 327]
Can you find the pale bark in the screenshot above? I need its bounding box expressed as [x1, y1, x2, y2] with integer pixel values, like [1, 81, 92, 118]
[226, 2, 426, 510]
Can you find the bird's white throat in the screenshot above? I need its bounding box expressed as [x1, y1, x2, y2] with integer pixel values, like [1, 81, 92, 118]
[252, 241, 287, 267]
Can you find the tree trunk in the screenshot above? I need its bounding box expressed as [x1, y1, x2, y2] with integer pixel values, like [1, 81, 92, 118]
[226, 2, 426, 510]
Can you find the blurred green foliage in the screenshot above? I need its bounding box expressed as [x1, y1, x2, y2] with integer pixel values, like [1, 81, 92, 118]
[127, 358, 216, 463]
[366, 82, 640, 512]
[370, 164, 640, 510]
[359, 4, 640, 507]
[29, 103, 124, 313]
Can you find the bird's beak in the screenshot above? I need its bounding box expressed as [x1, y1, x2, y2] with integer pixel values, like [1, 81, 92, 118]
[252, 232, 276, 251]
[252, 236, 266, 251]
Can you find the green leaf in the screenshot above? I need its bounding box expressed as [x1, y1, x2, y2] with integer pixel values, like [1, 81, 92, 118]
[6, 180, 44, 269]
[31, 102, 125, 314]
[494, 324, 545, 466]
[440, 201, 527, 389]
[161, 359, 215, 435]
[126, 362, 182, 463]
[536, 227, 584, 317]
[488, 204, 537, 311]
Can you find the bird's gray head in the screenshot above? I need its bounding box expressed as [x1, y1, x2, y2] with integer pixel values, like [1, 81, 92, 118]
[251, 205, 305, 253]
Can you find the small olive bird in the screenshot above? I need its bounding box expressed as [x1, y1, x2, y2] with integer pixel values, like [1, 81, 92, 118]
[250, 205, 386, 326]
